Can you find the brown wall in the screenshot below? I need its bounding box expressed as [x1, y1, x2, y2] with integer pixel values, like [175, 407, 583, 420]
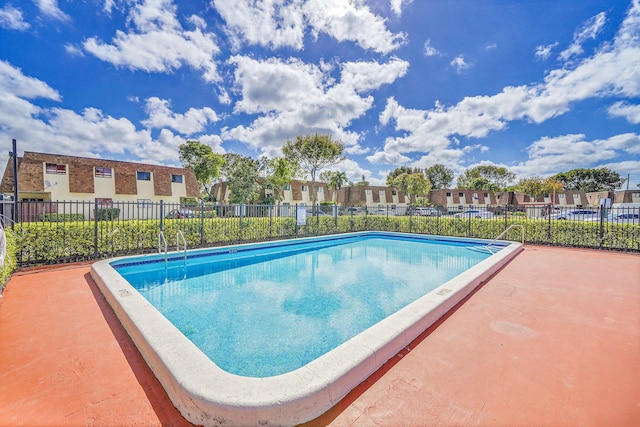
[1, 151, 199, 198]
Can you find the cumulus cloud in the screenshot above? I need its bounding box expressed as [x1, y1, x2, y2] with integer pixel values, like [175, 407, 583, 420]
[141, 97, 220, 134]
[0, 60, 213, 169]
[558, 11, 606, 61]
[0, 5, 30, 30]
[83, 0, 221, 82]
[214, 0, 306, 50]
[390, 0, 413, 17]
[608, 101, 640, 123]
[450, 55, 471, 73]
[535, 42, 558, 60]
[510, 133, 640, 178]
[34, 0, 71, 22]
[373, 1, 640, 170]
[215, 0, 406, 54]
[223, 55, 408, 157]
[423, 39, 439, 57]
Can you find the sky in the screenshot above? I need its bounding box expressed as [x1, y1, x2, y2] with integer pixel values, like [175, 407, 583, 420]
[0, 0, 639, 190]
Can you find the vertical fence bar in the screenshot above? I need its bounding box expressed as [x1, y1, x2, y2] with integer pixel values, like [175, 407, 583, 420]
[94, 199, 99, 259]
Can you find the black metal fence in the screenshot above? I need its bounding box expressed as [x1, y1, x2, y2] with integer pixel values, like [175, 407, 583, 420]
[1, 200, 638, 267]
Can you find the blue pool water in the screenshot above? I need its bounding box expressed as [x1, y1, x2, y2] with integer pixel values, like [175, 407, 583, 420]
[113, 234, 497, 377]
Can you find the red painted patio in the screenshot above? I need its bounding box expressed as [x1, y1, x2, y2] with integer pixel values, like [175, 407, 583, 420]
[0, 246, 638, 426]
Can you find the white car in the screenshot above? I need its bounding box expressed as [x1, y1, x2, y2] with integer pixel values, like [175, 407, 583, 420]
[549, 209, 600, 221]
[585, 213, 639, 224]
[414, 207, 441, 216]
[453, 209, 493, 219]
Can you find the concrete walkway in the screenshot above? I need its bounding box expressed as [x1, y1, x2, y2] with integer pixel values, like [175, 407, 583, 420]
[1, 246, 638, 426]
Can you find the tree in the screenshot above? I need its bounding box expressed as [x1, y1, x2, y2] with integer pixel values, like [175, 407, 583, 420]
[425, 164, 454, 189]
[516, 176, 547, 202]
[282, 134, 345, 210]
[456, 165, 515, 191]
[320, 170, 348, 203]
[551, 168, 626, 192]
[386, 167, 430, 205]
[261, 157, 302, 204]
[386, 166, 422, 187]
[178, 140, 225, 200]
[221, 153, 261, 204]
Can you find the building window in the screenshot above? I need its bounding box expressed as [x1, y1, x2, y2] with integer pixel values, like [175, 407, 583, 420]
[46, 163, 66, 175]
[459, 192, 464, 197]
[95, 167, 112, 178]
[171, 174, 183, 183]
[379, 190, 385, 196]
[484, 192, 489, 198]
[137, 199, 151, 208]
[391, 190, 397, 196]
[283, 183, 291, 191]
[365, 189, 372, 195]
[137, 171, 151, 181]
[446, 192, 451, 197]
[317, 186, 323, 193]
[301, 185, 308, 192]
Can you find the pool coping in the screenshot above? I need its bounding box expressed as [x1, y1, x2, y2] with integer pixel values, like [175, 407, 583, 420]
[90, 231, 523, 426]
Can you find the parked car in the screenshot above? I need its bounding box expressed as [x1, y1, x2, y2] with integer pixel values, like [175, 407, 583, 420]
[413, 207, 441, 216]
[165, 209, 196, 219]
[343, 207, 365, 215]
[305, 209, 330, 216]
[548, 209, 599, 221]
[585, 213, 639, 224]
[453, 209, 493, 219]
[369, 208, 393, 216]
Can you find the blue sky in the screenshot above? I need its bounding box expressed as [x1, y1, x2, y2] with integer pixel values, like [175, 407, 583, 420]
[1, 0, 639, 189]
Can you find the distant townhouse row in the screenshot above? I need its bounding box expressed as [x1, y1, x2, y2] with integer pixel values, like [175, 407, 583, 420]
[2, 152, 638, 219]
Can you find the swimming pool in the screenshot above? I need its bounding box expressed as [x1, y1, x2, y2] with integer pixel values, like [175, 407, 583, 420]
[91, 231, 523, 426]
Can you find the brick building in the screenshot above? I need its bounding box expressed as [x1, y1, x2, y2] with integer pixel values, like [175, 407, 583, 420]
[0, 151, 199, 220]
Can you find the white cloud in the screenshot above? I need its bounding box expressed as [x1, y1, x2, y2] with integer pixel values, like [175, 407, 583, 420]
[510, 133, 640, 178]
[214, 0, 306, 50]
[389, 0, 413, 17]
[608, 101, 640, 123]
[0, 60, 197, 169]
[34, 0, 70, 22]
[373, 1, 640, 169]
[0, 60, 60, 100]
[558, 11, 606, 61]
[535, 42, 558, 60]
[214, 0, 405, 54]
[0, 5, 30, 30]
[303, 0, 406, 54]
[450, 55, 471, 73]
[83, 0, 221, 82]
[223, 55, 408, 156]
[141, 97, 220, 134]
[423, 39, 439, 57]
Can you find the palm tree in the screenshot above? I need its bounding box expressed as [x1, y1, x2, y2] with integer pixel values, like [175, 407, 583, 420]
[328, 171, 348, 203]
[321, 171, 349, 203]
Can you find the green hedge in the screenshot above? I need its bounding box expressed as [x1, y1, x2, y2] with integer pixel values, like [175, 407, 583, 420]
[10, 215, 640, 266]
[0, 228, 18, 292]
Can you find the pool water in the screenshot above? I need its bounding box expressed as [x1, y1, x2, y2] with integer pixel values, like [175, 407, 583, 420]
[114, 234, 492, 377]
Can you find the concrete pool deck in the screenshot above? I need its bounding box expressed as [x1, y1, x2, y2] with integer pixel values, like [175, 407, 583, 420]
[0, 245, 638, 426]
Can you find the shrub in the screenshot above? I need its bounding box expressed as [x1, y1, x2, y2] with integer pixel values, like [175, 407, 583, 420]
[95, 208, 120, 221]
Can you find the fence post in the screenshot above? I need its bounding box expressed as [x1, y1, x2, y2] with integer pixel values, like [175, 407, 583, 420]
[94, 199, 99, 259]
[200, 200, 205, 247]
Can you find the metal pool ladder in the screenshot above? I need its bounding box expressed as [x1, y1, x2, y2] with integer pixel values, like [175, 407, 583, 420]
[158, 231, 168, 269]
[484, 224, 525, 253]
[176, 230, 187, 268]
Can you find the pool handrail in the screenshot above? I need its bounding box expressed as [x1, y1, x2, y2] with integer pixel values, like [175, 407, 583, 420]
[176, 230, 187, 267]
